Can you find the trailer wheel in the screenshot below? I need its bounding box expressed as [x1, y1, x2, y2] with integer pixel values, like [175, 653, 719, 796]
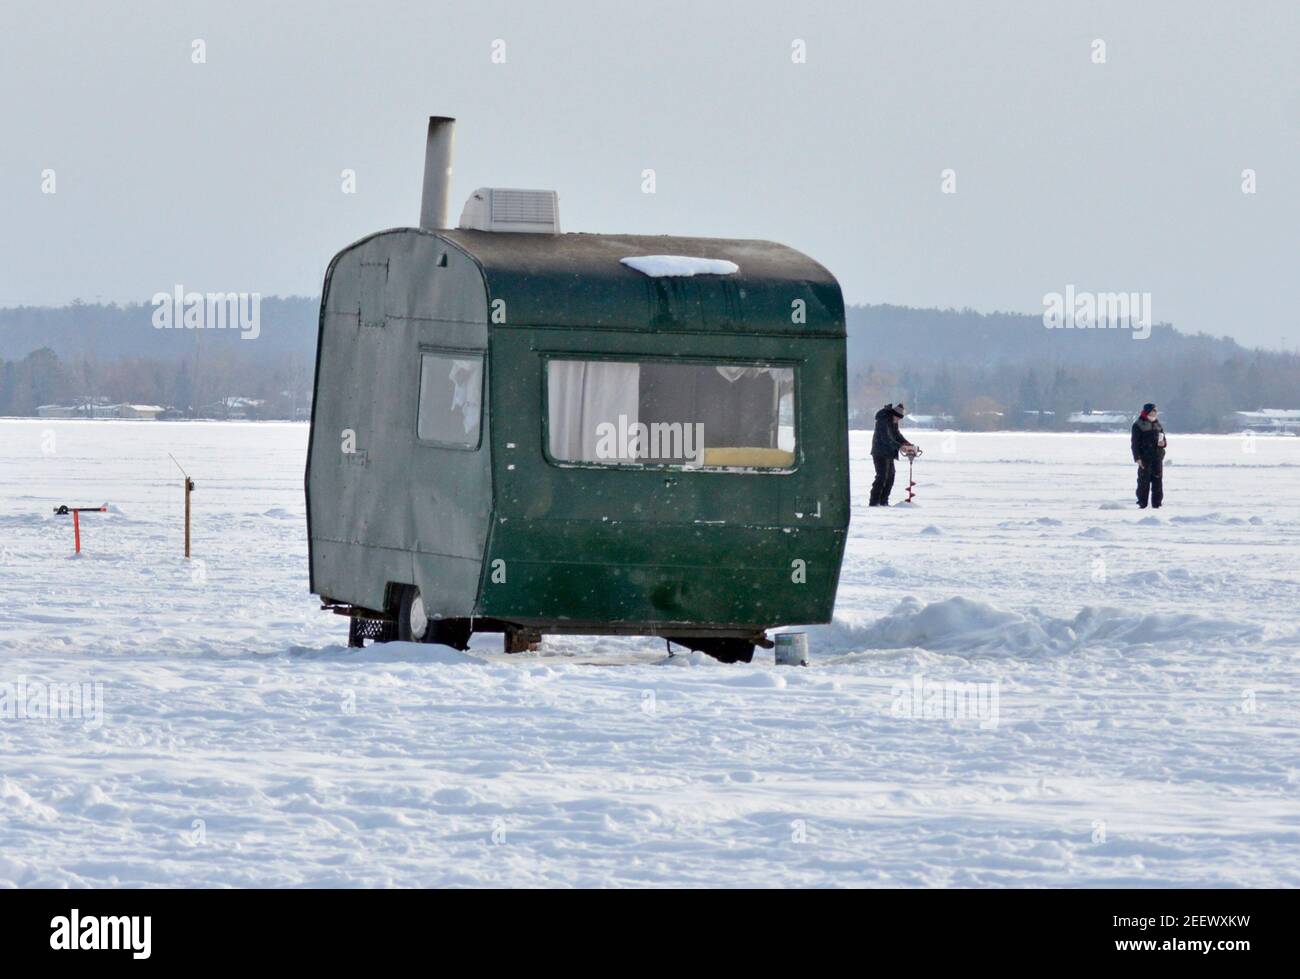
[397, 586, 430, 642]
[681, 637, 755, 664]
[428, 618, 473, 651]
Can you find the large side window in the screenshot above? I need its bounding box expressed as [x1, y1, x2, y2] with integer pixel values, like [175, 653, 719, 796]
[546, 359, 796, 470]
[418, 351, 483, 448]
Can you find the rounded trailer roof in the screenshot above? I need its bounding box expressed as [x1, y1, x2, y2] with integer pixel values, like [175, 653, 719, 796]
[437, 229, 844, 337]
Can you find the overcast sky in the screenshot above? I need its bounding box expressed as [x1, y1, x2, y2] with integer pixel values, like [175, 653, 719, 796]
[3, 0, 1297, 347]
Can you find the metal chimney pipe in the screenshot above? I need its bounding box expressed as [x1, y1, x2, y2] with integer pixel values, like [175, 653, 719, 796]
[419, 116, 456, 230]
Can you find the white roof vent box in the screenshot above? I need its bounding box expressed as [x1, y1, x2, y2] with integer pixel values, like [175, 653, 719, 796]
[458, 188, 560, 234]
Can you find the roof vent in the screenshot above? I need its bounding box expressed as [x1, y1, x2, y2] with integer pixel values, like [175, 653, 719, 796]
[459, 188, 560, 234]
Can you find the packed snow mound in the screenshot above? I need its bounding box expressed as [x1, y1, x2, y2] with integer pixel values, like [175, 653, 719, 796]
[814, 597, 1261, 658]
[1068, 606, 1258, 645]
[1117, 567, 1232, 590]
[0, 777, 59, 823]
[1075, 526, 1113, 539]
[0, 513, 49, 527]
[998, 517, 1063, 527]
[1122, 567, 1193, 584]
[660, 650, 731, 668]
[620, 255, 739, 277]
[100, 504, 147, 524]
[287, 642, 479, 665]
[859, 596, 1058, 654]
[354, 642, 480, 665]
[1169, 512, 1251, 525]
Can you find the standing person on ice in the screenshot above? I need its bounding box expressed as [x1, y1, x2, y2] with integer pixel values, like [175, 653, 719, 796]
[1131, 402, 1167, 509]
[869, 403, 917, 507]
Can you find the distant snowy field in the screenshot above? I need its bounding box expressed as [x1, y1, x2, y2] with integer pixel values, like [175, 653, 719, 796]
[1, 420, 1297, 887]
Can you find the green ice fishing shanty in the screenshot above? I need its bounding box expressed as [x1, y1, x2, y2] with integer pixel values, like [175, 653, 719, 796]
[306, 117, 849, 661]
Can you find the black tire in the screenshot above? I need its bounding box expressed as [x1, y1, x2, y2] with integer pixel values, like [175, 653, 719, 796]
[396, 585, 429, 642]
[681, 637, 755, 664]
[428, 617, 473, 651]
[396, 589, 473, 648]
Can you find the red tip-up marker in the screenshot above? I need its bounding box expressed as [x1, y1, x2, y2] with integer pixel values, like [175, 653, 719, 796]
[53, 505, 108, 554]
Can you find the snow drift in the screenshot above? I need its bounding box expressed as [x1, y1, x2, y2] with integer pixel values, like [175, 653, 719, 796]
[811, 596, 1261, 658]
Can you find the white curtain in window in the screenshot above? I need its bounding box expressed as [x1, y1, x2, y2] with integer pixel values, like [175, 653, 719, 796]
[419, 353, 482, 445]
[448, 358, 482, 435]
[715, 365, 774, 383]
[548, 360, 640, 461]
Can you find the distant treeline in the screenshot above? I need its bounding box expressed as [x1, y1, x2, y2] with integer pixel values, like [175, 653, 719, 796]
[0, 346, 312, 419]
[846, 305, 1300, 432]
[0, 297, 317, 362]
[0, 297, 317, 418]
[1, 298, 1296, 429]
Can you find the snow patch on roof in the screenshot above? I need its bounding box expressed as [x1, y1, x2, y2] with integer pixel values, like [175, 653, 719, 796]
[620, 255, 739, 278]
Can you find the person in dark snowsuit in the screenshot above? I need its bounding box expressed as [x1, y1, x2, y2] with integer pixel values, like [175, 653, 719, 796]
[1131, 402, 1167, 508]
[869, 403, 916, 506]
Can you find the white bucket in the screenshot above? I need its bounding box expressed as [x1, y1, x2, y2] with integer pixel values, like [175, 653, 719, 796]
[774, 632, 809, 667]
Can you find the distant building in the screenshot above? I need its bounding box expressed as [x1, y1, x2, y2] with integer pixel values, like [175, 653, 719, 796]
[118, 404, 165, 419]
[34, 403, 164, 420]
[904, 413, 954, 429]
[1234, 409, 1300, 435]
[198, 396, 267, 420]
[1067, 409, 1131, 431]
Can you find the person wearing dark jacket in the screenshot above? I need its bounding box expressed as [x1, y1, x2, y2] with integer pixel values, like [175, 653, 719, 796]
[869, 403, 916, 506]
[1131, 402, 1167, 508]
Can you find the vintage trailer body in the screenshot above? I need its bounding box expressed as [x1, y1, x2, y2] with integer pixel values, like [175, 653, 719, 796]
[306, 120, 849, 660]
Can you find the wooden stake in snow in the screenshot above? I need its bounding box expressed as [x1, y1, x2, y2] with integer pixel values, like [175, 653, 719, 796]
[170, 454, 195, 558]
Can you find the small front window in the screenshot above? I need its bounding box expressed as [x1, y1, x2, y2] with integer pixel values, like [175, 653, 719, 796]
[546, 359, 796, 469]
[418, 351, 483, 448]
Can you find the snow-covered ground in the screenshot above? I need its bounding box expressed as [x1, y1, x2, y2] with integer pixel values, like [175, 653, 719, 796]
[1, 420, 1297, 887]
